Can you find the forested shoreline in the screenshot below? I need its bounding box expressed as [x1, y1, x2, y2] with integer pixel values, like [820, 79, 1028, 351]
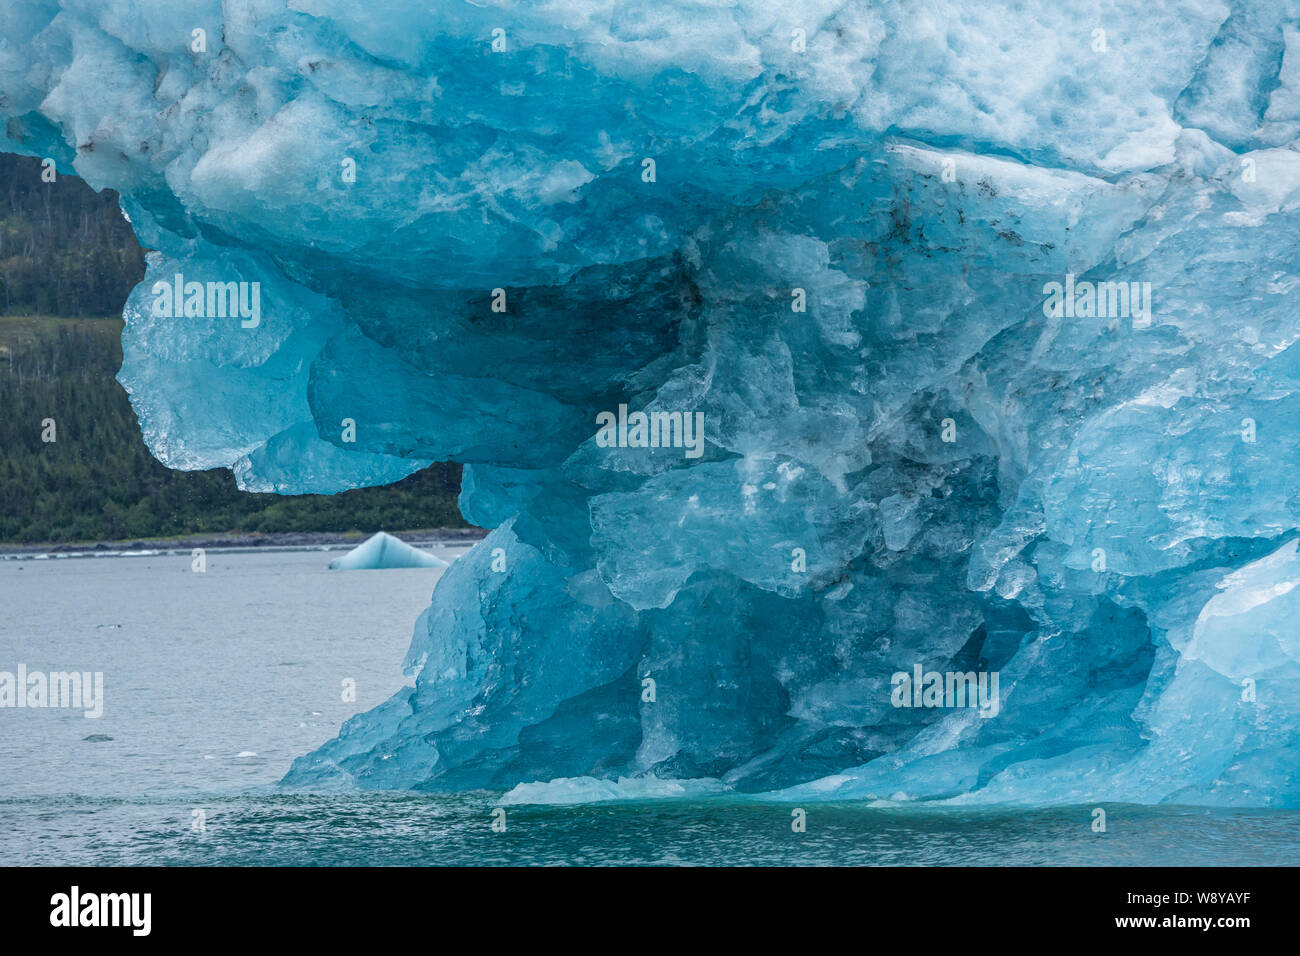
[0, 155, 467, 543]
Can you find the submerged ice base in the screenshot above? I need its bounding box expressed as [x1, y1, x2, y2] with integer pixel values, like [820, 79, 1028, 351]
[4, 1, 1300, 805]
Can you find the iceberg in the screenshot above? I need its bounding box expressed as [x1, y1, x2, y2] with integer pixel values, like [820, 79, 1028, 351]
[328, 532, 448, 571]
[3, 0, 1299, 806]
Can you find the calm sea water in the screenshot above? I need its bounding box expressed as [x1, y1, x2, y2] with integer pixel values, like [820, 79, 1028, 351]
[1, 549, 1297, 866]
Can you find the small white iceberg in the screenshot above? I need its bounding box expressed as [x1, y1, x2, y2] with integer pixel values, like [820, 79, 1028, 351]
[328, 531, 449, 570]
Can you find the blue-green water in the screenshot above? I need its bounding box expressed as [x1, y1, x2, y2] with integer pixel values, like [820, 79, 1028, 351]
[2, 549, 1297, 866]
[4, 794, 1299, 866]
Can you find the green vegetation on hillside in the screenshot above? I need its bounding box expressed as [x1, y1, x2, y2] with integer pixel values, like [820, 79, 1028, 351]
[0, 152, 468, 543]
[0, 153, 146, 316]
[0, 316, 467, 543]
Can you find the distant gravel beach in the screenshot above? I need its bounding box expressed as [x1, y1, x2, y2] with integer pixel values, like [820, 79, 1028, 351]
[0, 527, 487, 558]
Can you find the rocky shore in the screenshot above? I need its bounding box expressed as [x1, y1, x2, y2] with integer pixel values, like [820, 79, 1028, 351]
[0, 527, 486, 557]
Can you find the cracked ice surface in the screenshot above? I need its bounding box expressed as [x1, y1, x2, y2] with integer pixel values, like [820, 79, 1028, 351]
[4, 0, 1300, 805]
